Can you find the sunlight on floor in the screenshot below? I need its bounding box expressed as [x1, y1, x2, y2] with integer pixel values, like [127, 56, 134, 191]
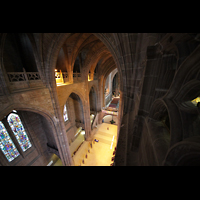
[73, 123, 117, 166]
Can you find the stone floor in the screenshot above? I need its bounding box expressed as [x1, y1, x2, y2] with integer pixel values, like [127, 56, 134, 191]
[72, 123, 117, 166]
[51, 122, 118, 166]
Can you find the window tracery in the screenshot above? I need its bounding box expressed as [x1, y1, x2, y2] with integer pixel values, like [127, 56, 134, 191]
[7, 113, 32, 152]
[0, 121, 20, 162]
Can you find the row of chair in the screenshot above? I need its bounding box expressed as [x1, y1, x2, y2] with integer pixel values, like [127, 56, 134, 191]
[110, 147, 117, 166]
[79, 139, 116, 166]
[79, 141, 94, 165]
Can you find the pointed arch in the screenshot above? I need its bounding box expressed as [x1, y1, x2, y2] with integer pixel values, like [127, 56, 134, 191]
[89, 86, 97, 112]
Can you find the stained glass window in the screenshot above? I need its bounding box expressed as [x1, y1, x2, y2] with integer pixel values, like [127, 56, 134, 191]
[7, 113, 32, 152]
[0, 121, 20, 162]
[63, 104, 68, 122]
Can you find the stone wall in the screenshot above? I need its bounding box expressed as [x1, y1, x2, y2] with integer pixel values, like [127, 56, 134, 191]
[0, 110, 57, 166]
[1, 33, 200, 166]
[124, 33, 200, 166]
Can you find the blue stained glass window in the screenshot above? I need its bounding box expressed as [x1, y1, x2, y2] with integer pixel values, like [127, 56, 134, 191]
[7, 113, 32, 152]
[0, 121, 20, 162]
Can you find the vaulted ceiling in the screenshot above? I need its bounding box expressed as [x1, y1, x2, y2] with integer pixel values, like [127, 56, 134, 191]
[56, 33, 117, 79]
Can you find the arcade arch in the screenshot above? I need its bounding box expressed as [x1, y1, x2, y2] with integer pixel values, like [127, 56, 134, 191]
[0, 33, 124, 166]
[89, 86, 97, 114]
[50, 33, 123, 164]
[0, 108, 62, 166]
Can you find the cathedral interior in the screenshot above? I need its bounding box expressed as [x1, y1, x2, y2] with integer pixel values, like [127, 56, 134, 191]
[0, 33, 200, 166]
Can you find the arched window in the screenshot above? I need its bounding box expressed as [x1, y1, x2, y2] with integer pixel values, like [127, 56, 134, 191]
[7, 113, 32, 152]
[63, 104, 68, 122]
[0, 121, 20, 162]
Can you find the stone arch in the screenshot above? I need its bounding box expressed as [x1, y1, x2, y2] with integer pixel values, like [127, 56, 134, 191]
[133, 112, 171, 165]
[149, 98, 183, 146]
[63, 90, 86, 111]
[173, 80, 200, 140]
[89, 84, 100, 112]
[45, 33, 123, 91]
[56, 46, 69, 73]
[45, 33, 124, 127]
[66, 92, 85, 124]
[84, 46, 110, 77]
[45, 33, 124, 148]
[89, 86, 97, 113]
[100, 64, 117, 108]
[88, 84, 98, 96]
[175, 80, 200, 106]
[110, 68, 118, 83]
[70, 33, 98, 72]
[89, 52, 111, 76]
[149, 99, 169, 122]
[45, 33, 71, 86]
[101, 58, 117, 96]
[110, 69, 118, 95]
[0, 103, 56, 125]
[0, 103, 67, 165]
[166, 44, 200, 99]
[163, 136, 200, 166]
[163, 51, 200, 141]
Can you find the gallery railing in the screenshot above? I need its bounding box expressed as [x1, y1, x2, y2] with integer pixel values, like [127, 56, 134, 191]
[7, 72, 40, 82]
[6, 69, 42, 92]
[55, 72, 82, 83]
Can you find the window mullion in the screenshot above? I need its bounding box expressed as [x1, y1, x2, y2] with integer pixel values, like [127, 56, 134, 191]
[2, 118, 25, 158]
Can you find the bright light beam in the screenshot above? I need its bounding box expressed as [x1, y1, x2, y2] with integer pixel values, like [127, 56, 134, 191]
[110, 136, 115, 149]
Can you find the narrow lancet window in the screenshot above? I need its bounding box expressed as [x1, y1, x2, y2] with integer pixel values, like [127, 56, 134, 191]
[0, 121, 20, 162]
[63, 104, 68, 122]
[7, 113, 32, 152]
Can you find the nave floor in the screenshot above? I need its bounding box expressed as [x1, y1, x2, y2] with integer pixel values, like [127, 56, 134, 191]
[51, 123, 117, 166]
[72, 123, 117, 166]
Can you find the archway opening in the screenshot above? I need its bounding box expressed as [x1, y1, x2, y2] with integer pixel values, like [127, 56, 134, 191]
[112, 72, 120, 97]
[89, 86, 97, 128]
[64, 93, 86, 157]
[178, 82, 200, 139]
[0, 109, 61, 166]
[50, 33, 123, 165]
[102, 68, 120, 126]
[69, 93, 84, 128]
[89, 87, 97, 113]
[152, 103, 171, 134]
